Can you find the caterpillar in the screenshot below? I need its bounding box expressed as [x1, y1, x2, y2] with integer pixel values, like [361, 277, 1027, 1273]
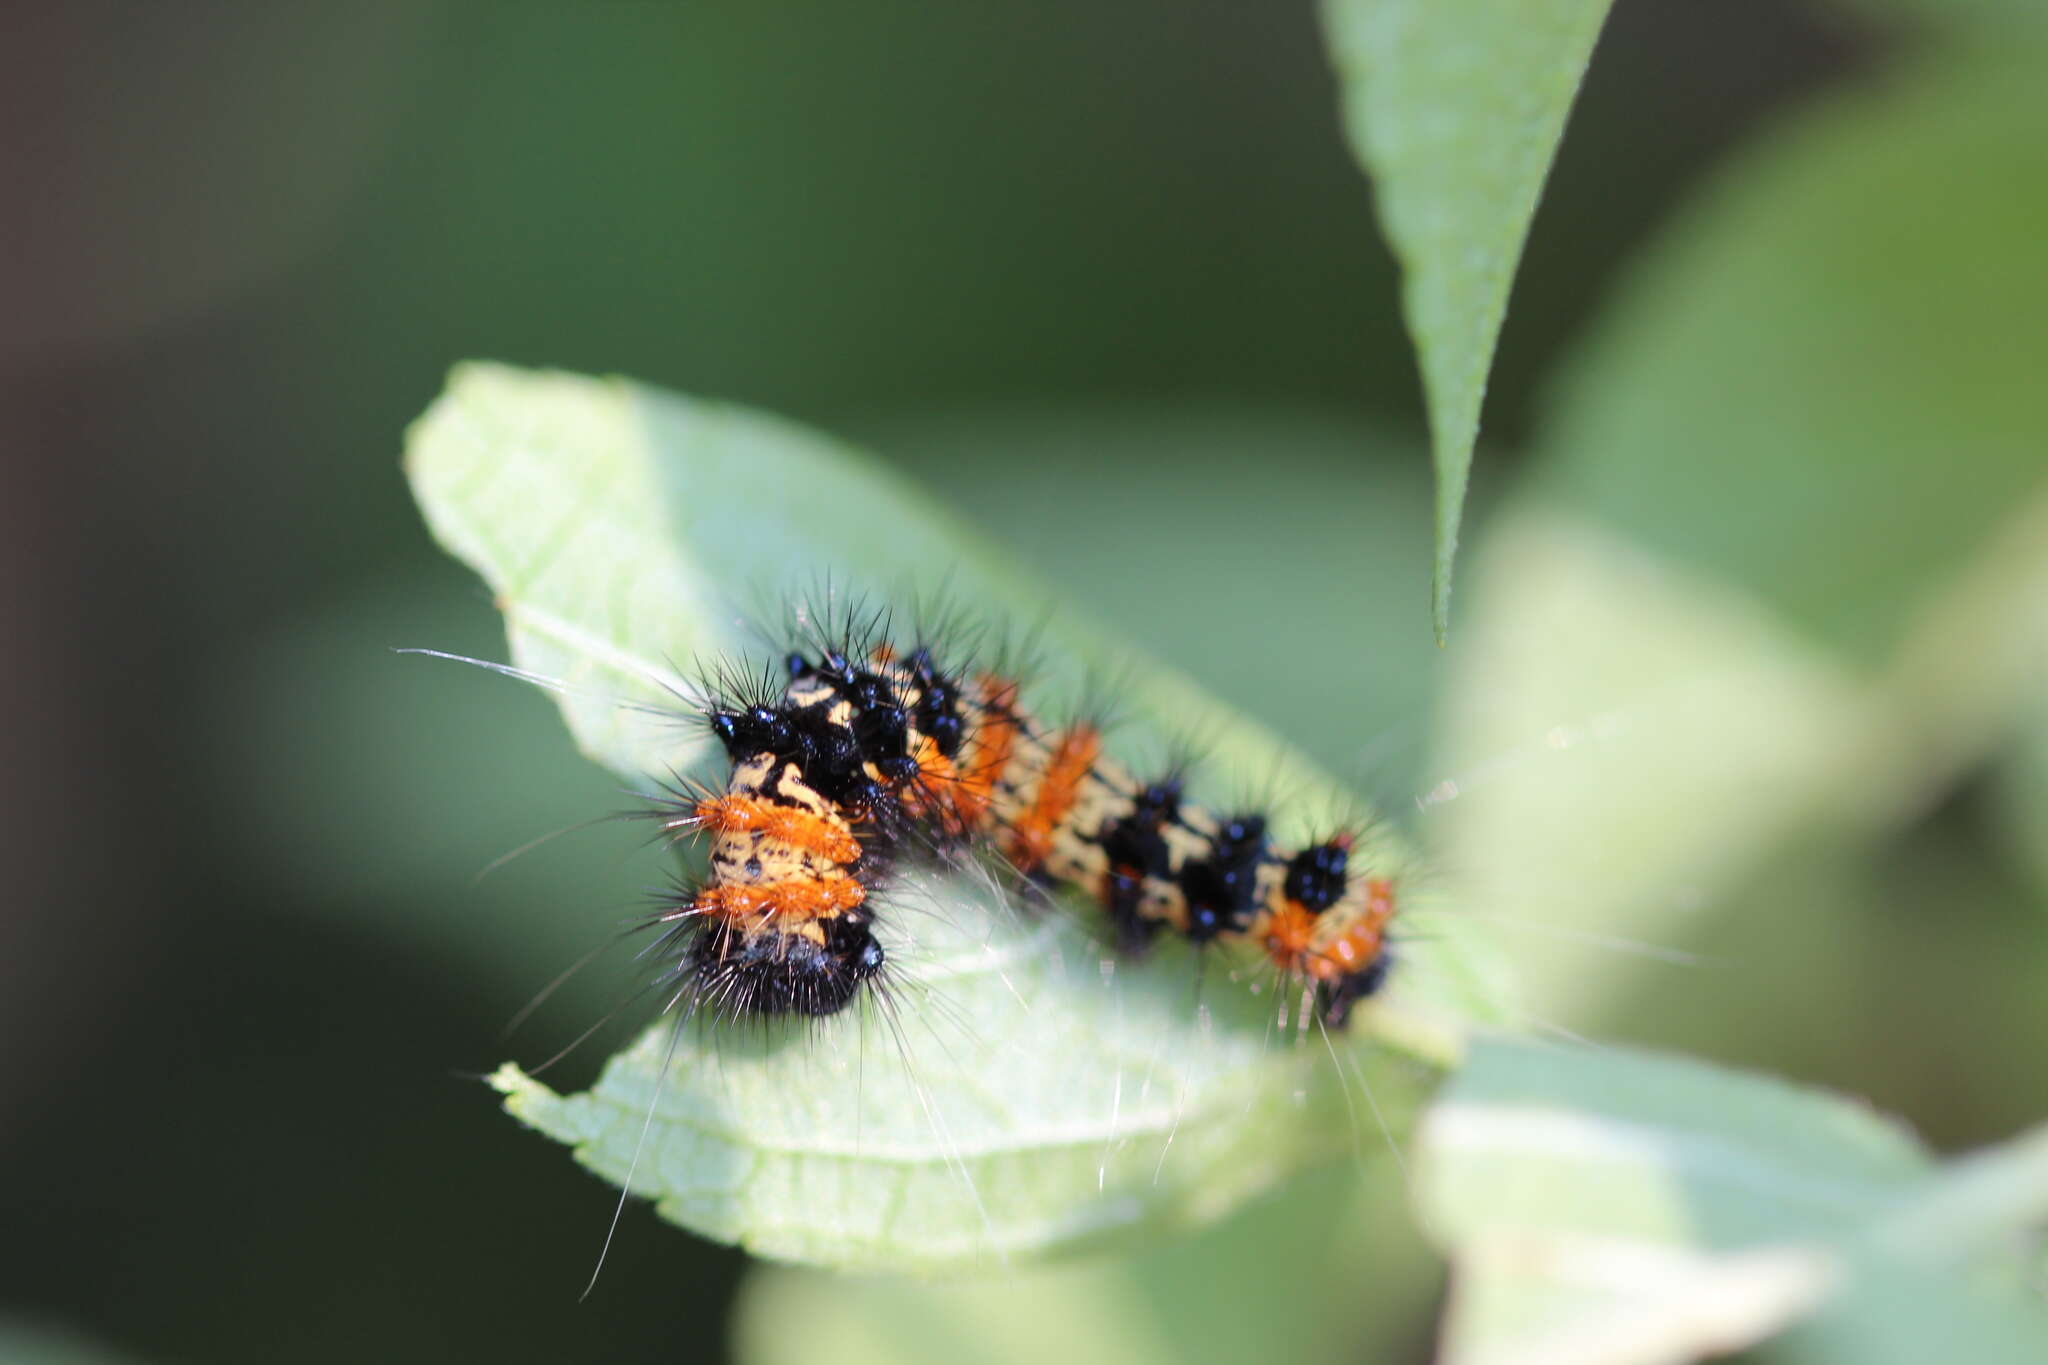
[648, 605, 1398, 1030]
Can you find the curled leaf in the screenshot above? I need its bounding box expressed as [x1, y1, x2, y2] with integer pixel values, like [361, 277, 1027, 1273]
[406, 363, 1509, 1269]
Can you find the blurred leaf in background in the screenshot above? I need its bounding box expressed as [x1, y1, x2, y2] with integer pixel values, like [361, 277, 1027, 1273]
[1537, 52, 2048, 669]
[1420, 1041, 2048, 1365]
[206, 574, 650, 1010]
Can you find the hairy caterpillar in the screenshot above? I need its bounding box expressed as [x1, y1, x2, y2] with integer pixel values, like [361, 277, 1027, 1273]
[649, 602, 1398, 1029]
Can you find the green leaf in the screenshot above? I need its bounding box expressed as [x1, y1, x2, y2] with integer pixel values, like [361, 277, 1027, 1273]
[1418, 1038, 2048, 1364]
[1538, 52, 2048, 666]
[489, 898, 1439, 1271]
[1321, 0, 1612, 639]
[405, 362, 1511, 1270]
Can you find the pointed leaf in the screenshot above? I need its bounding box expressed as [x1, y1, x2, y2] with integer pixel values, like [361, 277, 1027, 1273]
[1321, 0, 1611, 637]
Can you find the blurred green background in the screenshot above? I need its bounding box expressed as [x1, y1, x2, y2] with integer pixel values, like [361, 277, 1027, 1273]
[4, 1, 2044, 1362]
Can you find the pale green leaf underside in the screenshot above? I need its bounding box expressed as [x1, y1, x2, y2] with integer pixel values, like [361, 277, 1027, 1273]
[1321, 0, 1611, 638]
[1421, 1038, 2048, 1364]
[406, 362, 1511, 1270]
[492, 892, 1438, 1270]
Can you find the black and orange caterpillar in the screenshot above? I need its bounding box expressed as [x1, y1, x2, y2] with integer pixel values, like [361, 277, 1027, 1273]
[649, 618, 1397, 1028]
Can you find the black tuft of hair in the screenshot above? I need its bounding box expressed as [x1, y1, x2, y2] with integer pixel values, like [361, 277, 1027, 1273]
[689, 915, 886, 1019]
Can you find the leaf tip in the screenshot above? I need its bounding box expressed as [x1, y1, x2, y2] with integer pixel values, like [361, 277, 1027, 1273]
[1431, 511, 1461, 646]
[490, 1061, 555, 1118]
